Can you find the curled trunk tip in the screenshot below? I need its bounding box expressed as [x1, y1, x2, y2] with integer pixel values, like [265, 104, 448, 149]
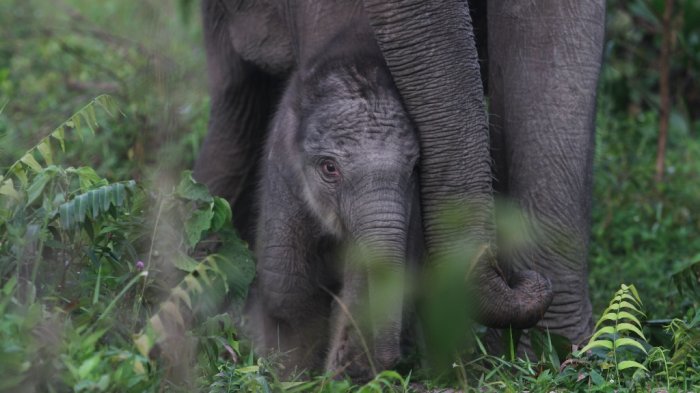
[476, 263, 554, 329]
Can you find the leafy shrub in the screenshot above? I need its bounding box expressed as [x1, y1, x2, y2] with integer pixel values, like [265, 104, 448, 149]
[0, 97, 256, 391]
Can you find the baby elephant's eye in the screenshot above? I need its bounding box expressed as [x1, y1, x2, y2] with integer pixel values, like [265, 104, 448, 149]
[320, 159, 340, 181]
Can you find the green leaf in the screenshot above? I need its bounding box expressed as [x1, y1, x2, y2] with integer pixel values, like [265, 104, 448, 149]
[616, 322, 646, 340]
[78, 194, 89, 223]
[170, 286, 192, 309]
[52, 126, 66, 152]
[613, 292, 642, 307]
[173, 252, 200, 273]
[0, 178, 19, 200]
[75, 166, 104, 191]
[20, 153, 42, 173]
[211, 197, 232, 231]
[95, 94, 118, 117]
[604, 300, 645, 315]
[176, 170, 213, 202]
[115, 182, 125, 206]
[626, 284, 642, 304]
[88, 188, 99, 218]
[98, 187, 109, 211]
[579, 339, 613, 354]
[185, 208, 215, 247]
[590, 326, 616, 341]
[614, 337, 647, 353]
[617, 360, 648, 371]
[36, 140, 53, 166]
[596, 311, 643, 329]
[11, 166, 28, 187]
[78, 355, 101, 379]
[237, 366, 260, 374]
[58, 181, 136, 229]
[60, 202, 72, 228]
[589, 370, 605, 386]
[26, 169, 56, 206]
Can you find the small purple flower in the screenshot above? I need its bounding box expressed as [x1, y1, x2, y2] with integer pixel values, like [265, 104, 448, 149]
[135, 260, 145, 271]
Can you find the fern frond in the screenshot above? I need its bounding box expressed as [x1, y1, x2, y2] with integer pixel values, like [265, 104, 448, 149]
[58, 180, 136, 229]
[0, 94, 118, 190]
[577, 284, 650, 384]
[133, 240, 255, 358]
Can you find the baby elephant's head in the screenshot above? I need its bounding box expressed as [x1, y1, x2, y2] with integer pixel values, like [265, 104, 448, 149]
[296, 56, 419, 250]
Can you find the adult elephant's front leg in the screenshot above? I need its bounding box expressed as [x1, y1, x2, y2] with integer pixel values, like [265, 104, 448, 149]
[488, 0, 605, 345]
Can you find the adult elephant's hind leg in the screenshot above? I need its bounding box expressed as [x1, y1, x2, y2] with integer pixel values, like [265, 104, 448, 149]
[487, 0, 605, 346]
[194, 0, 283, 243]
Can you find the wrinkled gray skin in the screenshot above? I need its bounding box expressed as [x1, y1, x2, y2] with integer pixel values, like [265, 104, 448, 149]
[194, 0, 605, 373]
[251, 32, 421, 379]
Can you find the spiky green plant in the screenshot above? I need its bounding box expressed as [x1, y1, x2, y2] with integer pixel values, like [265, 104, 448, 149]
[577, 284, 649, 387]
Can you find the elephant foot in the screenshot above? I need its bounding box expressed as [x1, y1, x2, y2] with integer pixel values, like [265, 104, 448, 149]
[326, 326, 373, 382]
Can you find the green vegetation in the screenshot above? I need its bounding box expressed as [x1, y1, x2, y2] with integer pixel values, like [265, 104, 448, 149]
[0, 0, 698, 391]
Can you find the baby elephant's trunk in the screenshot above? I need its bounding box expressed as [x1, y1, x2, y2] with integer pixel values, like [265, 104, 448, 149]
[328, 180, 412, 376]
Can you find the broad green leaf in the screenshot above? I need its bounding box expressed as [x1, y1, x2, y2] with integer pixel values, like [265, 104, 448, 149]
[89, 188, 100, 218]
[613, 292, 642, 307]
[176, 170, 213, 202]
[603, 300, 644, 315]
[211, 197, 232, 231]
[60, 202, 72, 228]
[77, 193, 88, 223]
[170, 286, 192, 309]
[614, 337, 647, 353]
[237, 366, 260, 374]
[95, 94, 118, 117]
[185, 208, 215, 247]
[173, 253, 199, 273]
[36, 140, 53, 166]
[72, 115, 82, 138]
[78, 355, 101, 379]
[617, 360, 648, 371]
[75, 166, 103, 190]
[579, 339, 613, 354]
[160, 301, 185, 327]
[596, 311, 643, 329]
[627, 284, 642, 304]
[616, 322, 646, 340]
[20, 153, 42, 172]
[52, 126, 66, 151]
[590, 326, 616, 341]
[58, 182, 136, 229]
[11, 166, 27, 187]
[98, 187, 109, 211]
[2, 276, 17, 296]
[26, 171, 52, 206]
[115, 182, 126, 205]
[589, 370, 605, 386]
[82, 104, 98, 133]
[0, 178, 19, 200]
[96, 375, 110, 390]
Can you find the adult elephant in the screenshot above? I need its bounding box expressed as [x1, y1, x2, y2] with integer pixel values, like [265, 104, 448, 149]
[194, 0, 605, 351]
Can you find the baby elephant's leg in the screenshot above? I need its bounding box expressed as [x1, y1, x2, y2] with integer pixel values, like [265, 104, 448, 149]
[255, 202, 331, 376]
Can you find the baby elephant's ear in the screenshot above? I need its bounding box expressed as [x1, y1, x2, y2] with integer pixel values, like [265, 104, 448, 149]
[266, 78, 301, 162]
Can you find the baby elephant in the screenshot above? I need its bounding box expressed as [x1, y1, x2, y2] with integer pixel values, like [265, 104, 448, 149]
[250, 29, 421, 380]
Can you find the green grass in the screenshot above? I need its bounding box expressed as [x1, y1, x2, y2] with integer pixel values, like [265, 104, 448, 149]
[1, 0, 699, 391]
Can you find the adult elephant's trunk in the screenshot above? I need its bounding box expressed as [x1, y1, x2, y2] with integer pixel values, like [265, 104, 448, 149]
[361, 0, 552, 328]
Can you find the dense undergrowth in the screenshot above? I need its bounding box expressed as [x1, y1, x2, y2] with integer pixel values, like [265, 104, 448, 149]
[1, 0, 699, 391]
